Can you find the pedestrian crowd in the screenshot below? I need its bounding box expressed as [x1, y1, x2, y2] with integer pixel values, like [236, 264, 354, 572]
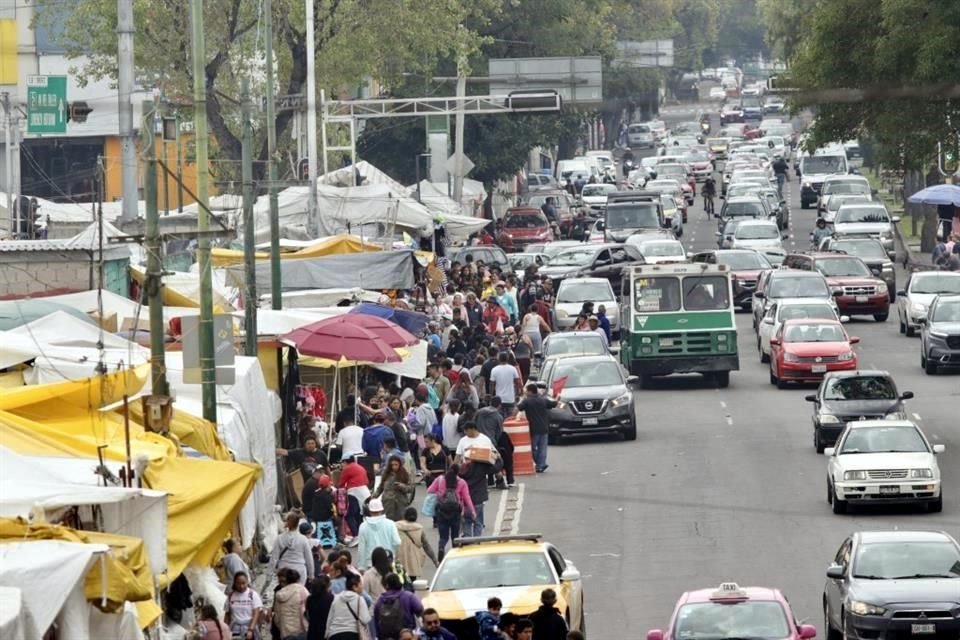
[932, 233, 960, 271]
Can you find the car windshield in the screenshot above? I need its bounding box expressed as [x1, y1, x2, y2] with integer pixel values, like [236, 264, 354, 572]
[607, 203, 660, 230]
[834, 240, 888, 260]
[828, 196, 871, 212]
[803, 156, 846, 173]
[542, 242, 581, 258]
[817, 257, 871, 277]
[823, 376, 897, 400]
[718, 252, 771, 270]
[658, 165, 686, 177]
[557, 282, 613, 303]
[629, 125, 649, 134]
[551, 248, 597, 267]
[736, 224, 779, 240]
[835, 207, 890, 224]
[647, 180, 681, 191]
[853, 542, 960, 580]
[911, 274, 960, 294]
[683, 276, 731, 311]
[779, 304, 837, 322]
[769, 276, 830, 298]
[544, 335, 607, 357]
[509, 254, 547, 269]
[432, 552, 555, 591]
[742, 96, 762, 107]
[582, 184, 615, 198]
[555, 360, 623, 387]
[640, 242, 684, 257]
[708, 138, 728, 147]
[783, 323, 846, 342]
[505, 214, 547, 228]
[725, 202, 765, 217]
[932, 300, 960, 322]
[824, 182, 869, 195]
[526, 195, 555, 208]
[839, 426, 928, 454]
[684, 151, 710, 163]
[673, 601, 790, 640]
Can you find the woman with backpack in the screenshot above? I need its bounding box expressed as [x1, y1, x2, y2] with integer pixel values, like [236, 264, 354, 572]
[372, 457, 413, 522]
[426, 464, 476, 560]
[372, 573, 423, 640]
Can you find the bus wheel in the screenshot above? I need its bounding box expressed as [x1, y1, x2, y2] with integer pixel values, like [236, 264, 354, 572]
[638, 374, 654, 388]
[711, 371, 730, 388]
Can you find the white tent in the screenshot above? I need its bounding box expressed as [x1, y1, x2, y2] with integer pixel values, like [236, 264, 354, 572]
[412, 179, 487, 217]
[0, 587, 25, 640]
[0, 540, 108, 640]
[156, 353, 280, 552]
[0, 446, 168, 575]
[1, 311, 150, 384]
[10, 289, 200, 332]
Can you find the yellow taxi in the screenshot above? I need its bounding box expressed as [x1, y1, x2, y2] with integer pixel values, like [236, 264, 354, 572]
[414, 534, 585, 639]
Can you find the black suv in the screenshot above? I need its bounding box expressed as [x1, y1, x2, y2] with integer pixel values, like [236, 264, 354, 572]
[824, 531, 960, 640]
[806, 370, 914, 453]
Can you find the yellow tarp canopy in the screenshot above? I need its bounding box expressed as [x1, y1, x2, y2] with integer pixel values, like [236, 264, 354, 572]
[123, 402, 231, 461]
[211, 234, 381, 267]
[0, 366, 146, 412]
[128, 267, 233, 311]
[0, 518, 162, 627]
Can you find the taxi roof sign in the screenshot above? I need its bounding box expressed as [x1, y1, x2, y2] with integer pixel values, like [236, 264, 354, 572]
[710, 583, 748, 601]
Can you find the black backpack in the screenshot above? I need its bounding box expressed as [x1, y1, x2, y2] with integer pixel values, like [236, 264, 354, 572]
[376, 594, 405, 640]
[436, 485, 463, 522]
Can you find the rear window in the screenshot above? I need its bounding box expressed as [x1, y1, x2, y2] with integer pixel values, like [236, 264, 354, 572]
[769, 275, 830, 298]
[629, 125, 650, 133]
[724, 202, 764, 217]
[735, 224, 779, 240]
[835, 207, 890, 224]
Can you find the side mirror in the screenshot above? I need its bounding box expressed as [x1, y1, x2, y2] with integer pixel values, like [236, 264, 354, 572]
[412, 579, 429, 592]
[533, 351, 543, 359]
[824, 447, 836, 457]
[832, 289, 842, 297]
[561, 568, 581, 582]
[799, 625, 818, 640]
[715, 231, 723, 237]
[626, 375, 640, 387]
[900, 391, 914, 400]
[826, 564, 844, 579]
[647, 631, 665, 640]
[805, 394, 817, 402]
[762, 317, 774, 325]
[755, 292, 766, 300]
[849, 336, 860, 344]
[891, 216, 901, 223]
[769, 338, 781, 346]
[840, 315, 850, 323]
[535, 381, 548, 391]
[917, 317, 927, 325]
[896, 290, 906, 297]
[933, 444, 945, 454]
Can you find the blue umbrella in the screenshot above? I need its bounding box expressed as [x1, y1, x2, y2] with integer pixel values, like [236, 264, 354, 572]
[349, 303, 430, 335]
[907, 183, 960, 206]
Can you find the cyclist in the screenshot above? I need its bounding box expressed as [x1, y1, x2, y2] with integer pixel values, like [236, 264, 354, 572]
[772, 156, 789, 198]
[702, 176, 717, 217]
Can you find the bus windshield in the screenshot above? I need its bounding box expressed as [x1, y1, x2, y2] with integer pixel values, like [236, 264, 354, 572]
[607, 203, 659, 230]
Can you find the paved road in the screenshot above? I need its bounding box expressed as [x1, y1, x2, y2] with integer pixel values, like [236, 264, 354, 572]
[514, 105, 960, 638]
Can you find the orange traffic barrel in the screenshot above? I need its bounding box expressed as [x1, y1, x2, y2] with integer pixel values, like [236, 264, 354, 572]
[504, 414, 535, 476]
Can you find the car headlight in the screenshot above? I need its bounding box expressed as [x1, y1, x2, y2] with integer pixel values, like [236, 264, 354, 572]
[610, 392, 632, 408]
[928, 330, 949, 339]
[820, 414, 841, 424]
[802, 182, 811, 188]
[784, 352, 800, 362]
[876, 283, 888, 295]
[910, 302, 928, 314]
[555, 400, 567, 411]
[844, 470, 867, 481]
[837, 350, 855, 362]
[909, 468, 933, 479]
[880, 229, 892, 238]
[848, 601, 886, 616]
[881, 264, 894, 272]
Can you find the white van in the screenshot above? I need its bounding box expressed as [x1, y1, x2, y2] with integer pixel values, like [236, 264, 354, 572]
[556, 159, 591, 186]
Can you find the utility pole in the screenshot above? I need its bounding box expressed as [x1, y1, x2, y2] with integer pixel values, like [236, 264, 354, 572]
[452, 53, 467, 205]
[11, 115, 20, 236]
[241, 78, 257, 356]
[176, 115, 184, 213]
[142, 100, 168, 396]
[305, 0, 319, 236]
[3, 92, 11, 236]
[265, 0, 282, 309]
[117, 0, 138, 222]
[191, 0, 217, 423]
[161, 114, 170, 213]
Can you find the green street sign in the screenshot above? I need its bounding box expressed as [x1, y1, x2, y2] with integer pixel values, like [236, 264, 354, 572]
[27, 75, 68, 134]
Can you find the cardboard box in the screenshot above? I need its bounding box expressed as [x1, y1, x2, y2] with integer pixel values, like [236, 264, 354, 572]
[465, 446, 496, 464]
[120, 317, 151, 333]
[87, 311, 118, 334]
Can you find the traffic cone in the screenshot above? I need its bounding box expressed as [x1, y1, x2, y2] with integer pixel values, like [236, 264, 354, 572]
[504, 414, 535, 476]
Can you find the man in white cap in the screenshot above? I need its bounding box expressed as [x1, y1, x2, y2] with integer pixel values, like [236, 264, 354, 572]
[587, 315, 609, 352]
[356, 497, 401, 570]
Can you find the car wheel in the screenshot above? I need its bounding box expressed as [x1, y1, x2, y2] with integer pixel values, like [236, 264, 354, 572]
[622, 421, 637, 441]
[638, 374, 654, 389]
[713, 371, 730, 388]
[776, 374, 787, 390]
[815, 427, 825, 454]
[928, 493, 943, 513]
[874, 313, 888, 322]
[899, 316, 906, 334]
[760, 345, 769, 364]
[769, 368, 777, 385]
[826, 479, 833, 504]
[580, 598, 587, 636]
[824, 602, 842, 640]
[801, 201, 809, 210]
[924, 356, 938, 375]
[906, 324, 916, 337]
[832, 487, 847, 514]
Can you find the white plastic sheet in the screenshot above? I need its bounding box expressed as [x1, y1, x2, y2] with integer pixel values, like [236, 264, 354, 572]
[0, 587, 26, 640]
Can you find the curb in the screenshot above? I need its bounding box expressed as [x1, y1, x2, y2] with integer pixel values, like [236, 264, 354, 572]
[893, 220, 923, 270]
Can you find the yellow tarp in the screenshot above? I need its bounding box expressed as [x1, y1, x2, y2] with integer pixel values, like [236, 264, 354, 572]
[127, 267, 233, 311]
[123, 403, 231, 461]
[0, 366, 147, 412]
[211, 234, 381, 267]
[0, 518, 162, 627]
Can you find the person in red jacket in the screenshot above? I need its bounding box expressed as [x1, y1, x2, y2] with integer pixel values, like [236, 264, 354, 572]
[338, 456, 371, 544]
[482, 297, 509, 334]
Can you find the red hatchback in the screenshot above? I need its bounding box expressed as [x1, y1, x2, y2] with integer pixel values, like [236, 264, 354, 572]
[647, 583, 816, 640]
[497, 207, 554, 251]
[769, 318, 859, 388]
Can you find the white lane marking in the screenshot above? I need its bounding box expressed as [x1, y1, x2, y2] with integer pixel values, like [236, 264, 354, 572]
[509, 483, 526, 535]
[493, 483, 510, 533]
[725, 416, 733, 426]
[720, 401, 727, 409]
[912, 413, 923, 421]
[588, 552, 621, 558]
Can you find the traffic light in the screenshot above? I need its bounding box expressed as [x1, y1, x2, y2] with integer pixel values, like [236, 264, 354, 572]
[506, 91, 561, 112]
[67, 101, 93, 123]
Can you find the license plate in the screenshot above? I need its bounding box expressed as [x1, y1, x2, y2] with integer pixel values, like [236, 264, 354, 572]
[856, 295, 868, 303]
[812, 364, 827, 373]
[911, 624, 935, 635]
[582, 418, 598, 426]
[879, 485, 900, 495]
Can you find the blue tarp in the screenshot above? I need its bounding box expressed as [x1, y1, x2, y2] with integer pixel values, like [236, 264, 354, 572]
[350, 303, 430, 336]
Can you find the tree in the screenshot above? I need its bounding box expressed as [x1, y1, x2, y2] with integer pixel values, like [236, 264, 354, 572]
[713, 0, 767, 63]
[38, 0, 500, 178]
[671, 0, 720, 71]
[756, 0, 815, 61]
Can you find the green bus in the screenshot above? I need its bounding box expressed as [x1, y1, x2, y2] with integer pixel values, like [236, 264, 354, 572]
[619, 263, 739, 388]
